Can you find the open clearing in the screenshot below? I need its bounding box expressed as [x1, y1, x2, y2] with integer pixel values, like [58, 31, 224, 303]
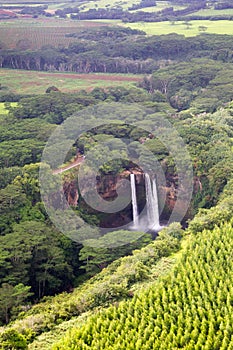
[0, 69, 142, 94]
[121, 20, 233, 36]
[187, 8, 233, 16]
[72, 0, 140, 11]
[129, 1, 185, 13]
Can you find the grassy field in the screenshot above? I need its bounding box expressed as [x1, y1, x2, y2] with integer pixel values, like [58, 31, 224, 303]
[0, 69, 142, 94]
[188, 8, 233, 16]
[129, 1, 185, 13]
[76, 0, 140, 11]
[78, 0, 185, 12]
[121, 20, 233, 36]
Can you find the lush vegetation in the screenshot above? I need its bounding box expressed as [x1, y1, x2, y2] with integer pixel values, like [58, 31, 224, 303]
[0, 1, 233, 349]
[0, 224, 181, 348]
[52, 220, 233, 349]
[0, 79, 232, 346]
[0, 51, 232, 316]
[1, 172, 232, 348]
[3, 29, 233, 75]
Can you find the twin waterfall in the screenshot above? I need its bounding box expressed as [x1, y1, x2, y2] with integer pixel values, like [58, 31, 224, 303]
[130, 173, 160, 231]
[130, 174, 139, 228]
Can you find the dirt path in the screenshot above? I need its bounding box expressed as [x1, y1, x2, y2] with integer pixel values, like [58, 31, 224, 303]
[53, 156, 84, 174]
[39, 73, 142, 82]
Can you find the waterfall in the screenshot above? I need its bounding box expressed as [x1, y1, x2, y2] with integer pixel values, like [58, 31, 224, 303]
[130, 173, 139, 227]
[145, 173, 160, 230]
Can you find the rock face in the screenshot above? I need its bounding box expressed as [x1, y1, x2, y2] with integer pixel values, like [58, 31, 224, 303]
[63, 181, 79, 206]
[96, 169, 144, 199]
[63, 169, 199, 227]
[96, 170, 147, 228]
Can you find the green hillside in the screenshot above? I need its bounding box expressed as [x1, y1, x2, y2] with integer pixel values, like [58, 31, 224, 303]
[1, 176, 232, 348]
[0, 224, 181, 349]
[51, 179, 233, 349]
[53, 220, 233, 349]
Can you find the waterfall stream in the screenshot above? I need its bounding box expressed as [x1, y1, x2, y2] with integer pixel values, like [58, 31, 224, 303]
[130, 173, 139, 228]
[145, 173, 160, 231]
[130, 173, 161, 231]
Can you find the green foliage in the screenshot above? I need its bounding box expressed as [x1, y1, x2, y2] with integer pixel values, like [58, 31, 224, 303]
[0, 183, 28, 234]
[0, 229, 180, 342]
[0, 167, 22, 189]
[0, 114, 54, 168]
[0, 221, 74, 299]
[159, 222, 183, 239]
[52, 220, 233, 349]
[175, 108, 233, 208]
[150, 59, 228, 112]
[0, 283, 32, 324]
[187, 193, 233, 235]
[0, 139, 45, 168]
[10, 93, 96, 124]
[79, 231, 152, 275]
[0, 117, 54, 143]
[0, 329, 28, 350]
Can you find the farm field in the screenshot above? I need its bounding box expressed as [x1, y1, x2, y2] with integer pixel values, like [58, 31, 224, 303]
[1, 16, 233, 51]
[0, 18, 111, 49]
[0, 69, 142, 94]
[121, 19, 233, 36]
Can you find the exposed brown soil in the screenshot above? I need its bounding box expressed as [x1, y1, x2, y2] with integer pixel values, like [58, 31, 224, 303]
[39, 73, 141, 82]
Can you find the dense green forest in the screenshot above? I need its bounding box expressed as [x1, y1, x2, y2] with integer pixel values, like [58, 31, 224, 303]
[3, 30, 233, 74]
[0, 1, 233, 348]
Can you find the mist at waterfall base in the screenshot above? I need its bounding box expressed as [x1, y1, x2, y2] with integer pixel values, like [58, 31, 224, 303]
[130, 173, 163, 233]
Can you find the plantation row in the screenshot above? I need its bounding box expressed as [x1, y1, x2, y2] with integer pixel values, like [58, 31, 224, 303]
[53, 219, 233, 349]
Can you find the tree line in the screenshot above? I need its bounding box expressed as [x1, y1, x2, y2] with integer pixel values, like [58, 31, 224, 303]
[68, 2, 206, 22]
[2, 32, 233, 74]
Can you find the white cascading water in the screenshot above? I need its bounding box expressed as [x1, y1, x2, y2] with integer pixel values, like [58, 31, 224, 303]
[145, 173, 160, 230]
[130, 173, 139, 228]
